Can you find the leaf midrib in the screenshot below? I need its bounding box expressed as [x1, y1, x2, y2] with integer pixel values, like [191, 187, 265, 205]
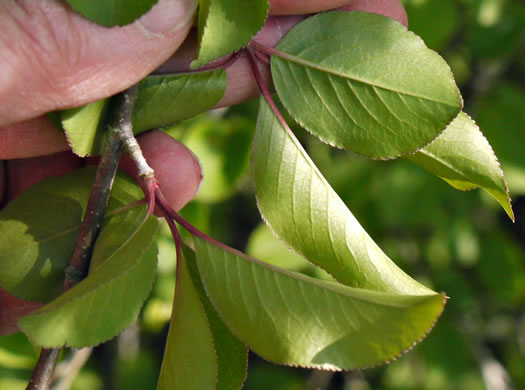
[35, 202, 143, 245]
[271, 48, 457, 107]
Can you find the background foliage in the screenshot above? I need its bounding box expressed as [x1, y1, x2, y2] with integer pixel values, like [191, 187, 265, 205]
[1, 0, 524, 388]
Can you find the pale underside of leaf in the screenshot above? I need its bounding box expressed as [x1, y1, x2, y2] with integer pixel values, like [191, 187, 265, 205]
[252, 98, 433, 295]
[407, 112, 514, 220]
[18, 217, 160, 348]
[192, 235, 446, 370]
[271, 11, 463, 159]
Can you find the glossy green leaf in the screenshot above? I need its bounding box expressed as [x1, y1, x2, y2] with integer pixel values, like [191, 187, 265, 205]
[192, 0, 269, 69]
[133, 70, 227, 134]
[407, 112, 514, 221]
[271, 11, 463, 159]
[0, 168, 147, 301]
[252, 98, 433, 295]
[18, 216, 159, 348]
[193, 235, 446, 370]
[184, 246, 248, 390]
[157, 254, 217, 390]
[60, 99, 109, 157]
[66, 0, 158, 27]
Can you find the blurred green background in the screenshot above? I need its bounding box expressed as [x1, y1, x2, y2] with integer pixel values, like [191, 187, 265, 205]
[1, 0, 524, 388]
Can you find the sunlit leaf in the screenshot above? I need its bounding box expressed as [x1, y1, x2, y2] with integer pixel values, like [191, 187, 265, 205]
[18, 215, 159, 348]
[193, 235, 446, 370]
[271, 11, 462, 159]
[252, 98, 433, 294]
[60, 99, 109, 157]
[66, 0, 158, 27]
[191, 0, 269, 69]
[407, 112, 513, 220]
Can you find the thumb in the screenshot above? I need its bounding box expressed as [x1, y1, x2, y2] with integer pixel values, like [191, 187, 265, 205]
[0, 0, 198, 126]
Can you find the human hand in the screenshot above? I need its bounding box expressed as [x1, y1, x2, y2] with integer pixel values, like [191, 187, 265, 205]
[0, 0, 408, 334]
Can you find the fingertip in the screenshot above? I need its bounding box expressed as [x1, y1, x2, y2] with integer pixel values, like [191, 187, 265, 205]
[6, 151, 83, 201]
[123, 131, 203, 212]
[339, 0, 408, 28]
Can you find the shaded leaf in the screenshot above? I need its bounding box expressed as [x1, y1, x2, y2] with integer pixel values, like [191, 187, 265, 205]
[60, 99, 109, 157]
[18, 216, 159, 348]
[252, 98, 432, 295]
[184, 246, 248, 390]
[0, 168, 147, 301]
[157, 254, 217, 390]
[133, 70, 227, 134]
[271, 11, 462, 159]
[406, 112, 513, 220]
[193, 235, 446, 370]
[192, 0, 269, 69]
[66, 0, 158, 27]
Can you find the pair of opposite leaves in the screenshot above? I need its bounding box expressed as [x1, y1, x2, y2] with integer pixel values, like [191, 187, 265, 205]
[0, 10, 513, 389]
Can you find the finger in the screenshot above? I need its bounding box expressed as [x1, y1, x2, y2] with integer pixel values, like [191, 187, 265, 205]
[269, 0, 352, 15]
[0, 0, 198, 126]
[119, 130, 203, 213]
[340, 0, 408, 28]
[0, 288, 43, 336]
[6, 150, 83, 201]
[0, 161, 5, 207]
[0, 0, 408, 160]
[0, 116, 69, 159]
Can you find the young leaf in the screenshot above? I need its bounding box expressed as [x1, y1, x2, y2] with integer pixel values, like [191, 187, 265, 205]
[252, 98, 432, 295]
[192, 235, 446, 370]
[157, 254, 217, 390]
[0, 168, 146, 302]
[60, 99, 109, 157]
[270, 11, 463, 159]
[18, 216, 159, 348]
[133, 70, 227, 134]
[191, 0, 269, 69]
[406, 112, 514, 221]
[66, 0, 158, 27]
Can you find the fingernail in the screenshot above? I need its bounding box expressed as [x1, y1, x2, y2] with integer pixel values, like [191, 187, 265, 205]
[137, 0, 198, 37]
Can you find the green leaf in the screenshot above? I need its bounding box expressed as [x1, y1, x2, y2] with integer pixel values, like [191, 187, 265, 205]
[59, 70, 227, 156]
[406, 112, 514, 221]
[271, 11, 463, 159]
[133, 70, 227, 134]
[18, 216, 159, 348]
[66, 0, 158, 27]
[0, 168, 146, 301]
[184, 246, 248, 390]
[252, 98, 433, 295]
[157, 254, 217, 390]
[193, 235, 446, 370]
[192, 0, 269, 69]
[60, 99, 109, 157]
